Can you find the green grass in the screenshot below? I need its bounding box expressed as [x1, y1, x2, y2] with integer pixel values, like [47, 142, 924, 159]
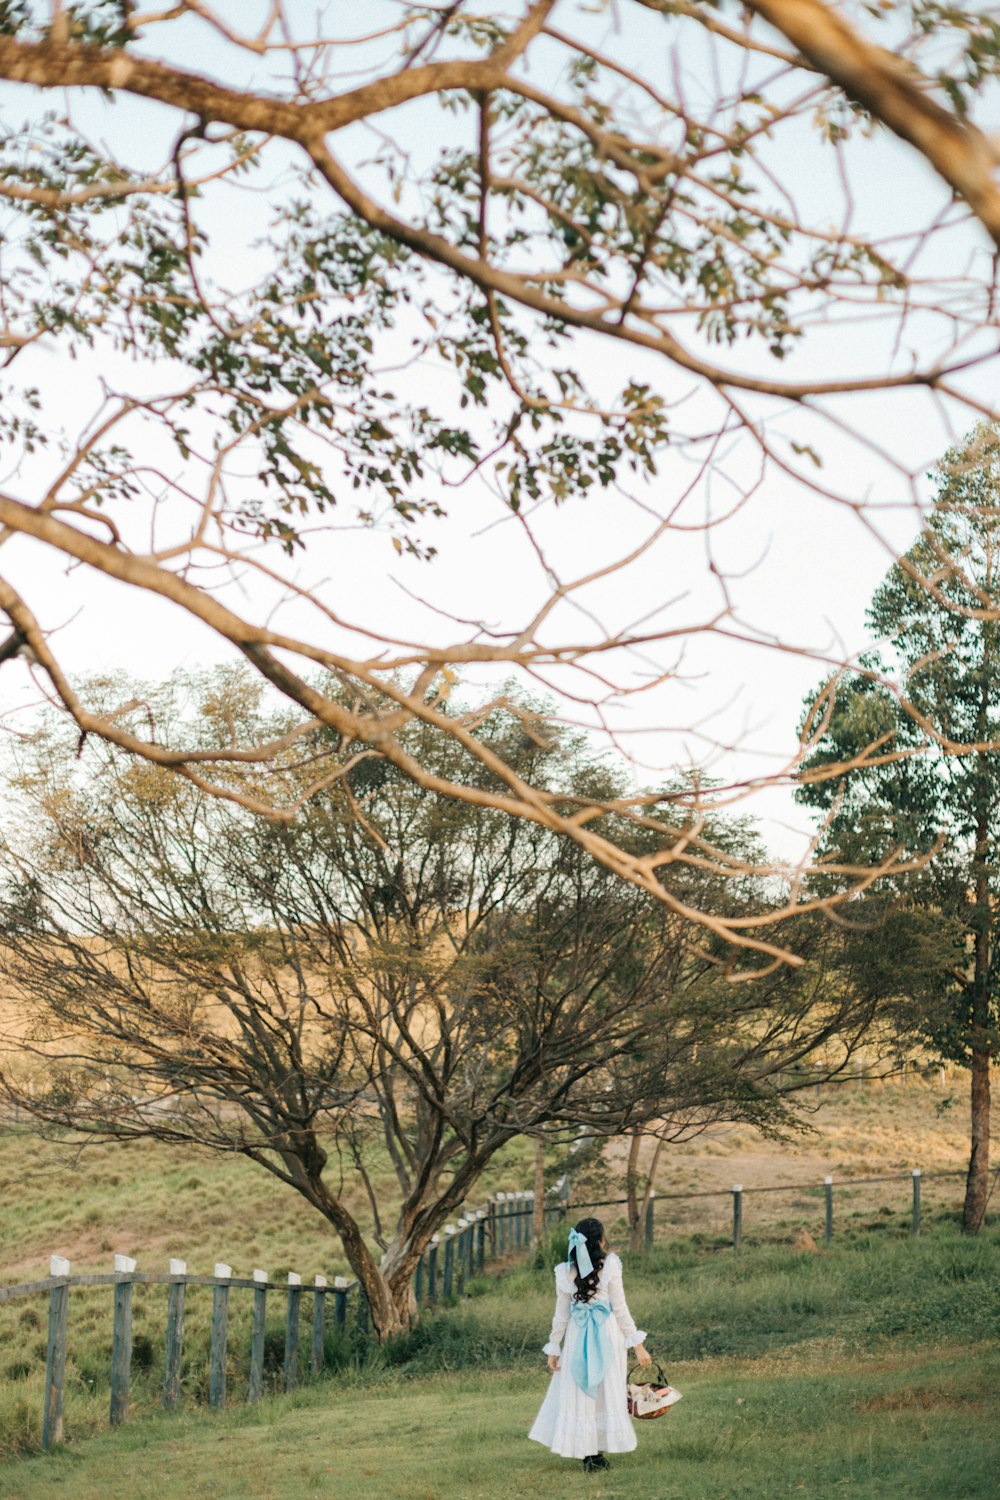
[0, 1124, 542, 1283]
[0, 1121, 542, 1457]
[2, 1223, 997, 1496]
[2, 1345, 995, 1500]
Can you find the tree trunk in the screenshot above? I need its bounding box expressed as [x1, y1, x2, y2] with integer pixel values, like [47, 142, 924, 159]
[627, 1134, 664, 1252]
[625, 1130, 642, 1251]
[963, 741, 993, 1235]
[533, 1137, 546, 1245]
[300, 1170, 421, 1342]
[638, 1138, 664, 1250]
[963, 1041, 991, 1234]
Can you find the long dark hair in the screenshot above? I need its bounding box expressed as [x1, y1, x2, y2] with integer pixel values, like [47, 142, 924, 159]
[570, 1217, 607, 1304]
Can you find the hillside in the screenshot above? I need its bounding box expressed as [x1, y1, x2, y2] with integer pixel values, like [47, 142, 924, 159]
[1, 1068, 994, 1283]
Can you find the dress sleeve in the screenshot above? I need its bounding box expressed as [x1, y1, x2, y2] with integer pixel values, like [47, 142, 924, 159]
[542, 1266, 572, 1356]
[605, 1254, 647, 1349]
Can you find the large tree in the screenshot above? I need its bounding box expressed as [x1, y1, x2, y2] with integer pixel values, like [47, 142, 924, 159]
[0, 4, 997, 953]
[798, 426, 1000, 1234]
[0, 671, 907, 1335]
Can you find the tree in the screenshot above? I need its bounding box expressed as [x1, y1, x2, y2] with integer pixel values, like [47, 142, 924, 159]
[0, 670, 909, 1335]
[617, 885, 955, 1248]
[0, 4, 998, 951]
[798, 426, 1000, 1233]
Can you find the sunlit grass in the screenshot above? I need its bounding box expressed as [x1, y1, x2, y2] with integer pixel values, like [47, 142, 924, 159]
[2, 1217, 997, 1483]
[2, 1076, 997, 1489]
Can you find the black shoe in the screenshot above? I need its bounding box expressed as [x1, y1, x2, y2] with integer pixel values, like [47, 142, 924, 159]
[583, 1454, 611, 1473]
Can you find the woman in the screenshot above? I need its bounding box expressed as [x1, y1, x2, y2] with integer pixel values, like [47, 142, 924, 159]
[528, 1216, 652, 1473]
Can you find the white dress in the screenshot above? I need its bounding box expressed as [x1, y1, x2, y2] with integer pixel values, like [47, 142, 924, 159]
[528, 1251, 647, 1459]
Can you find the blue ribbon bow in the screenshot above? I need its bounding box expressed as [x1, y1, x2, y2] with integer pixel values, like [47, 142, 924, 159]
[567, 1227, 593, 1278]
[569, 1300, 611, 1398]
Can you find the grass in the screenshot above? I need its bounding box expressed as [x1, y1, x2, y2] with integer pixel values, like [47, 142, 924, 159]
[2, 1336, 995, 1498]
[1, 1076, 997, 1490]
[0, 1123, 545, 1283]
[1, 1223, 997, 1495]
[0, 1120, 541, 1449]
[2, 1072, 990, 1287]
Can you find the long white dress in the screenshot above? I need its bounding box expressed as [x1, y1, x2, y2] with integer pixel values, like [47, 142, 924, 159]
[528, 1251, 647, 1459]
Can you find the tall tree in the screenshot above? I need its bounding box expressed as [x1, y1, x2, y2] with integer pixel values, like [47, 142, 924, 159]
[0, 4, 997, 945]
[798, 426, 1000, 1233]
[0, 671, 904, 1334]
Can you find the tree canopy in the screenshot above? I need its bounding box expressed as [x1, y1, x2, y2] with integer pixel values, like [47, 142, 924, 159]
[0, 669, 921, 1333]
[799, 425, 1000, 1232]
[0, 3, 999, 952]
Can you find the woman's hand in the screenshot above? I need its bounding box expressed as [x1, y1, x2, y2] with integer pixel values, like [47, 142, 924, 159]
[547, 1354, 561, 1373]
[634, 1343, 652, 1368]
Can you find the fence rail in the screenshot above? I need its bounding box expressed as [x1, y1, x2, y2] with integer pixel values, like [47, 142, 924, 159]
[3, 1164, 988, 1452]
[570, 1167, 976, 1251]
[1, 1187, 553, 1450]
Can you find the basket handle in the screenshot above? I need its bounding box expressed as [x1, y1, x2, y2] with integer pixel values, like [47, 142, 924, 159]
[628, 1360, 669, 1386]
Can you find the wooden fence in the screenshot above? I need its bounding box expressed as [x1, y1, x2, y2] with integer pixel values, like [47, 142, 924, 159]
[572, 1165, 976, 1251]
[0, 1187, 555, 1450]
[3, 1165, 987, 1452]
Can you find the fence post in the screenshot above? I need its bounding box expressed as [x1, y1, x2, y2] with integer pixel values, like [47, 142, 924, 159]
[209, 1263, 232, 1408]
[454, 1220, 466, 1292]
[455, 1219, 468, 1290]
[110, 1254, 136, 1426]
[42, 1255, 70, 1449]
[732, 1186, 743, 1251]
[284, 1273, 301, 1391]
[911, 1169, 921, 1237]
[644, 1192, 655, 1252]
[333, 1275, 349, 1329]
[414, 1254, 425, 1306]
[427, 1236, 440, 1302]
[312, 1276, 327, 1377]
[249, 1269, 268, 1403]
[475, 1210, 486, 1274]
[465, 1217, 475, 1280]
[487, 1197, 497, 1258]
[824, 1176, 834, 1244]
[443, 1226, 456, 1298]
[495, 1192, 506, 1254]
[163, 1258, 187, 1410]
[512, 1192, 522, 1248]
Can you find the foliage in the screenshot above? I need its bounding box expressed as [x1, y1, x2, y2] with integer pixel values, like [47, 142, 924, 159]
[1, 3, 1000, 942]
[0, 668, 916, 1334]
[799, 427, 1000, 1060]
[798, 424, 1000, 1229]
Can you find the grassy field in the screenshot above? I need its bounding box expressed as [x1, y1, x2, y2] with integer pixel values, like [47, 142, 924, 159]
[2, 1071, 991, 1286]
[1, 1074, 997, 1491]
[0, 1122, 544, 1283]
[2, 1225, 998, 1499]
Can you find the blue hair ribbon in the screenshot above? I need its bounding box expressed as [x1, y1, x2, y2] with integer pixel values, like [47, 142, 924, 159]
[567, 1226, 593, 1278]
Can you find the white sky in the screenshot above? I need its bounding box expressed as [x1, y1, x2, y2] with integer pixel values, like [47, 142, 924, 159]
[2, 2, 999, 860]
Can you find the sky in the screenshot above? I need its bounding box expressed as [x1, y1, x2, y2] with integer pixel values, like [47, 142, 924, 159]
[1, 2, 999, 862]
